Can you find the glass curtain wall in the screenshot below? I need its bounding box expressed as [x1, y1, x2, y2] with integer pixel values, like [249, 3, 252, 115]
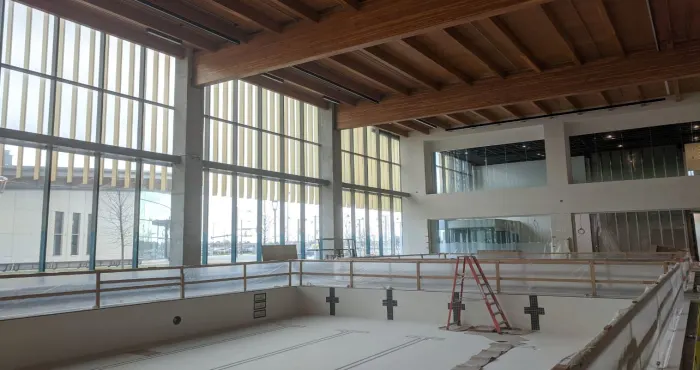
[570, 122, 700, 183]
[340, 127, 404, 256]
[202, 81, 321, 263]
[0, 1, 177, 272]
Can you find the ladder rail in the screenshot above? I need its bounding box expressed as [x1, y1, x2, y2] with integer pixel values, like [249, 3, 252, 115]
[472, 257, 510, 329]
[466, 256, 511, 333]
[446, 256, 462, 328]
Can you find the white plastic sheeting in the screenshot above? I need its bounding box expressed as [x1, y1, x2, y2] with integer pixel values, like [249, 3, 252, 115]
[557, 260, 690, 369]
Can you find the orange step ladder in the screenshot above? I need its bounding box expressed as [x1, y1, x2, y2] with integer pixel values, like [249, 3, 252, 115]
[446, 256, 511, 334]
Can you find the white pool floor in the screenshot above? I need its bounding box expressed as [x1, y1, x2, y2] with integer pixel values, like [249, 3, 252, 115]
[58, 316, 588, 370]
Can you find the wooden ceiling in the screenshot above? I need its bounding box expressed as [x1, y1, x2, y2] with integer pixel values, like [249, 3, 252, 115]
[21, 0, 700, 137]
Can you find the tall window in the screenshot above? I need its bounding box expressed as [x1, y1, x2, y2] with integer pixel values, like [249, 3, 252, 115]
[53, 211, 64, 256]
[70, 213, 80, 255]
[202, 81, 322, 263]
[0, 1, 176, 272]
[340, 127, 404, 256]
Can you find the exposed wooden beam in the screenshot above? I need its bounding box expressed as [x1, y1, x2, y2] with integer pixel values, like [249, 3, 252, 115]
[443, 28, 504, 78]
[142, 0, 250, 44]
[567, 0, 599, 59]
[472, 109, 497, 122]
[276, 0, 320, 22]
[363, 46, 441, 91]
[598, 91, 612, 106]
[337, 42, 700, 128]
[564, 96, 581, 110]
[395, 120, 430, 135]
[592, 0, 624, 56]
[243, 75, 329, 108]
[19, 0, 185, 57]
[635, 85, 646, 101]
[337, 0, 361, 10]
[377, 124, 409, 137]
[444, 114, 471, 126]
[268, 69, 359, 105]
[195, 0, 552, 84]
[82, 0, 220, 51]
[501, 105, 522, 118]
[210, 0, 284, 33]
[297, 62, 384, 102]
[327, 55, 411, 96]
[401, 37, 472, 84]
[482, 17, 541, 72]
[421, 117, 452, 130]
[540, 4, 581, 65]
[532, 101, 551, 115]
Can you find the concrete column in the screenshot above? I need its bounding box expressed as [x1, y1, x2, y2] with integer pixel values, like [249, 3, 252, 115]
[401, 135, 430, 254]
[544, 121, 574, 251]
[170, 51, 204, 266]
[318, 106, 343, 254]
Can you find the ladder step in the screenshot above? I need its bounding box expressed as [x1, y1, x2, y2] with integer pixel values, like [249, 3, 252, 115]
[499, 321, 508, 326]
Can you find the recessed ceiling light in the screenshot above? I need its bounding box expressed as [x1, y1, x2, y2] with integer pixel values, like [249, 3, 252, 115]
[694, 125, 699, 129]
[521, 145, 527, 148]
[617, 144, 623, 148]
[605, 134, 614, 139]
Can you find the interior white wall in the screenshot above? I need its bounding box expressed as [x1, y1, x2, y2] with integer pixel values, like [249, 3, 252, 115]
[0, 287, 299, 369]
[401, 96, 700, 254]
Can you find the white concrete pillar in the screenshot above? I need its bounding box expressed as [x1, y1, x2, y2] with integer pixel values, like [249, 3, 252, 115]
[544, 121, 575, 250]
[318, 106, 343, 254]
[401, 135, 431, 254]
[170, 51, 204, 266]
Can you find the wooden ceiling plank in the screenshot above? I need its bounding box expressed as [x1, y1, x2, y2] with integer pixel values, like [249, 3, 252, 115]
[377, 124, 410, 137]
[540, 4, 581, 65]
[276, 0, 321, 22]
[443, 28, 504, 78]
[337, 0, 361, 10]
[20, 0, 185, 57]
[564, 96, 581, 110]
[592, 0, 625, 56]
[82, 0, 220, 51]
[501, 105, 522, 118]
[210, 0, 284, 33]
[363, 46, 441, 91]
[269, 69, 359, 105]
[401, 37, 473, 84]
[327, 55, 411, 96]
[472, 109, 496, 122]
[662, 0, 674, 49]
[445, 113, 471, 125]
[336, 42, 700, 128]
[395, 120, 430, 135]
[482, 17, 541, 72]
[195, 0, 552, 84]
[567, 0, 600, 59]
[141, 0, 250, 43]
[244, 75, 329, 108]
[297, 61, 384, 102]
[532, 101, 552, 115]
[598, 91, 612, 106]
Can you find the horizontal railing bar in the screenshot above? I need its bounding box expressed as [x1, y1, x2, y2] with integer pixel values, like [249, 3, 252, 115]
[100, 277, 181, 285]
[100, 282, 181, 293]
[185, 276, 244, 285]
[0, 289, 96, 302]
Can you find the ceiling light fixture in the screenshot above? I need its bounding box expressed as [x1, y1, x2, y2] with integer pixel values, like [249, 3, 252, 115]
[146, 28, 183, 45]
[694, 125, 699, 129]
[322, 96, 341, 105]
[261, 73, 284, 84]
[617, 144, 623, 148]
[605, 134, 614, 139]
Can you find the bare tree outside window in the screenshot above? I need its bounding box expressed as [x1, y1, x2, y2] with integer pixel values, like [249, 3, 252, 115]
[101, 189, 134, 268]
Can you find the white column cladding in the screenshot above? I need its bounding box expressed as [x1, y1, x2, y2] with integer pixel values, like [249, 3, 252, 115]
[170, 50, 204, 266]
[401, 135, 430, 254]
[319, 106, 343, 253]
[543, 121, 575, 251]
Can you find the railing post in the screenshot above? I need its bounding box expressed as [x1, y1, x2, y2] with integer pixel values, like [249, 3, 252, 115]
[243, 264, 248, 292]
[589, 261, 597, 297]
[180, 267, 185, 299]
[349, 261, 354, 288]
[416, 262, 421, 290]
[299, 261, 303, 286]
[495, 261, 501, 293]
[288, 261, 292, 286]
[95, 271, 101, 309]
